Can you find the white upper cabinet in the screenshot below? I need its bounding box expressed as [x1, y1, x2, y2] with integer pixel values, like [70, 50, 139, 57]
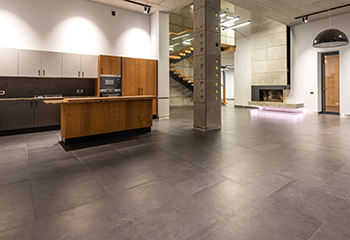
[42, 52, 62, 77]
[19, 50, 42, 77]
[81, 55, 98, 78]
[0, 48, 18, 76]
[62, 53, 81, 78]
[63, 53, 98, 78]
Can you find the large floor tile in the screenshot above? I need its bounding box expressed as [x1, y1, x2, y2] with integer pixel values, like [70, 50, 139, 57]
[320, 173, 350, 196]
[269, 180, 350, 230]
[175, 172, 225, 195]
[87, 221, 147, 240]
[310, 221, 350, 240]
[191, 179, 263, 220]
[113, 179, 222, 240]
[275, 162, 335, 186]
[33, 179, 108, 219]
[248, 172, 293, 195]
[151, 161, 208, 185]
[198, 196, 323, 240]
[30, 161, 93, 195]
[0, 181, 35, 232]
[0, 197, 129, 240]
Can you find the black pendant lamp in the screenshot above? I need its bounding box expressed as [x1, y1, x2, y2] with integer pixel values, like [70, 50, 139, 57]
[313, 9, 349, 48]
[313, 28, 349, 48]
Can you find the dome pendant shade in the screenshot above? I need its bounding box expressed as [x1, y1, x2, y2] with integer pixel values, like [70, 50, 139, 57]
[313, 28, 349, 48]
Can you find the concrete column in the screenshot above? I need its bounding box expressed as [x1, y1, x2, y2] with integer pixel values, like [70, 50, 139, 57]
[151, 12, 170, 118]
[193, 0, 221, 131]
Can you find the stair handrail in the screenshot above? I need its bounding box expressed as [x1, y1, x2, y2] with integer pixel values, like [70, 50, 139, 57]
[169, 28, 193, 37]
[221, 84, 228, 105]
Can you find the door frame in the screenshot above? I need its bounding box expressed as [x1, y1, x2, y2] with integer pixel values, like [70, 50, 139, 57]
[320, 51, 340, 115]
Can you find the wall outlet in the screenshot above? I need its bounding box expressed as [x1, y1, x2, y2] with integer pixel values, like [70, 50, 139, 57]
[310, 91, 314, 95]
[0, 90, 5, 95]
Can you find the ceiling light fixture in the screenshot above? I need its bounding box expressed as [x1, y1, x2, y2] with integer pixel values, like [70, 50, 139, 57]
[220, 11, 226, 17]
[223, 20, 251, 31]
[123, 0, 151, 14]
[313, 10, 349, 48]
[220, 16, 240, 26]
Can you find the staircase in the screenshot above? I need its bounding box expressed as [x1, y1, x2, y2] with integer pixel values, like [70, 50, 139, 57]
[169, 45, 194, 91]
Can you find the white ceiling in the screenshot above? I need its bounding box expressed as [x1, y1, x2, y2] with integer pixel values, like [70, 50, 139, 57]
[88, 0, 350, 26]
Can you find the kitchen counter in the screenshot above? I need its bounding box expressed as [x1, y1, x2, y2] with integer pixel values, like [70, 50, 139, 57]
[53, 95, 157, 143]
[0, 96, 95, 101]
[44, 95, 156, 104]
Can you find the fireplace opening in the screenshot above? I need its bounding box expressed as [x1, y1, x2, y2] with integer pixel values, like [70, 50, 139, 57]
[260, 90, 283, 102]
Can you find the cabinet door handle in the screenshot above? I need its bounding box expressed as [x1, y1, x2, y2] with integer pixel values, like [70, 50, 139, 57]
[43, 70, 45, 76]
[78, 71, 80, 77]
[82, 71, 84, 77]
[38, 70, 40, 76]
[101, 68, 103, 74]
[138, 88, 140, 95]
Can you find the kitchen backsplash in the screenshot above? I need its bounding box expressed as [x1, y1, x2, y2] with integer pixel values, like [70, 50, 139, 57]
[0, 77, 95, 98]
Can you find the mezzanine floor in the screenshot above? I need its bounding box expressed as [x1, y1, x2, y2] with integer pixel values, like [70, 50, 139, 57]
[1, 103, 350, 239]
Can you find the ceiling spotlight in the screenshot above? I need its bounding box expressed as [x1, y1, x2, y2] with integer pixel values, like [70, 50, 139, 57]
[223, 20, 251, 31]
[144, 6, 147, 13]
[147, 6, 151, 14]
[305, 16, 308, 23]
[123, 0, 152, 14]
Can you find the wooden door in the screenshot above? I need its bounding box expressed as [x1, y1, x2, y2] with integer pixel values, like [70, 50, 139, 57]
[141, 59, 157, 95]
[99, 55, 121, 75]
[122, 57, 142, 96]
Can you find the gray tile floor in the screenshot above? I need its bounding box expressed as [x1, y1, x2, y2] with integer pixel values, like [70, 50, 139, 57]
[1, 103, 350, 239]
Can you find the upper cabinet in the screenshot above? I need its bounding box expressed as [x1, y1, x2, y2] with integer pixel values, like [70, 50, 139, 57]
[82, 55, 98, 78]
[99, 55, 121, 75]
[19, 50, 62, 77]
[19, 50, 42, 77]
[63, 53, 98, 78]
[42, 52, 62, 77]
[0, 48, 18, 76]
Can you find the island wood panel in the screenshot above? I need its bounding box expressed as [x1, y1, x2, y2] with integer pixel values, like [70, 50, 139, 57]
[152, 99, 157, 115]
[96, 55, 122, 96]
[61, 99, 152, 139]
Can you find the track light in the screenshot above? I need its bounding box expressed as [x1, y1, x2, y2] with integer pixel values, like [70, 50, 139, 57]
[302, 16, 308, 23]
[123, 0, 151, 14]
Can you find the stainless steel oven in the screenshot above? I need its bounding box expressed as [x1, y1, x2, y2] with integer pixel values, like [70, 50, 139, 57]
[99, 74, 122, 97]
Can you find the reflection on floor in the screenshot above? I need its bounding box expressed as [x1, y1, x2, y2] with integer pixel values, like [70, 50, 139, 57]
[325, 105, 340, 113]
[1, 104, 350, 239]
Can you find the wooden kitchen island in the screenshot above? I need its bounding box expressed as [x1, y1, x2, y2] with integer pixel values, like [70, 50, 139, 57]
[45, 95, 156, 144]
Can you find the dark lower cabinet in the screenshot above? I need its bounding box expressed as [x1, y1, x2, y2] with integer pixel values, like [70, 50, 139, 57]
[0, 100, 60, 131]
[34, 100, 60, 127]
[1, 100, 34, 130]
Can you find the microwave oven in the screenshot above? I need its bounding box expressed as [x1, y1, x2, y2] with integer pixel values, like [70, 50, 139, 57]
[100, 74, 122, 97]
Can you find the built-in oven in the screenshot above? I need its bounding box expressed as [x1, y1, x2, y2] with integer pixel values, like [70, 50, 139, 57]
[99, 74, 122, 97]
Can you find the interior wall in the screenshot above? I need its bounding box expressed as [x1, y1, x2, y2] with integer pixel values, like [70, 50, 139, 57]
[222, 58, 234, 99]
[234, 6, 251, 106]
[290, 12, 350, 115]
[0, 0, 152, 58]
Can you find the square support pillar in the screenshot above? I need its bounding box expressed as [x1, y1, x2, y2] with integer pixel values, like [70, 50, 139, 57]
[193, 0, 221, 131]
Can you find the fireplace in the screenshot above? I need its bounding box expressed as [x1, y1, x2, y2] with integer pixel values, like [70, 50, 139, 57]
[260, 90, 283, 102]
[251, 85, 290, 102]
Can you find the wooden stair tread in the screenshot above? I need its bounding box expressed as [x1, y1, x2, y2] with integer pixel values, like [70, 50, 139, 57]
[169, 56, 181, 59]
